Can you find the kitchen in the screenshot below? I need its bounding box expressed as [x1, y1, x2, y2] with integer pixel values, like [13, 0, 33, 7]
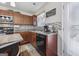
[0, 2, 62, 56]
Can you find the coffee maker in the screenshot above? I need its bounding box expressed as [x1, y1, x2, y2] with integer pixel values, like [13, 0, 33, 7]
[44, 25, 50, 32]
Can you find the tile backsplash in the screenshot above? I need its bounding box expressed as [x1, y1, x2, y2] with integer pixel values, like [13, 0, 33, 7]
[46, 22, 62, 31]
[14, 25, 34, 32]
[14, 22, 62, 32]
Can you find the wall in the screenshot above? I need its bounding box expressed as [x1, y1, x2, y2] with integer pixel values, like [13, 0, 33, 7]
[35, 2, 63, 24]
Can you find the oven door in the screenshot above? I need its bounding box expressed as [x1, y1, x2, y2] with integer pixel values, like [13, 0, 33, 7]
[36, 33, 46, 55]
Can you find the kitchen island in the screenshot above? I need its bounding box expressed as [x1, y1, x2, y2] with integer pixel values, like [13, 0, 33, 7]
[0, 34, 23, 56]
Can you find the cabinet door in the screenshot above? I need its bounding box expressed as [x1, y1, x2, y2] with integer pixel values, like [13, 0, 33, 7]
[31, 32, 36, 47]
[32, 15, 37, 25]
[13, 12, 33, 25]
[29, 16, 33, 24]
[0, 10, 3, 15]
[0, 10, 8, 15]
[7, 10, 13, 16]
[13, 12, 24, 24]
[46, 34, 57, 56]
[19, 32, 32, 45]
[0, 10, 13, 16]
[23, 15, 33, 25]
[19, 14, 24, 24]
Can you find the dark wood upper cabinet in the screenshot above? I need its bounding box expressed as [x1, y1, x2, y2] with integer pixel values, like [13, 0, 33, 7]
[13, 12, 24, 24]
[32, 15, 37, 26]
[23, 15, 33, 25]
[6, 10, 13, 16]
[0, 9, 34, 25]
[0, 10, 13, 16]
[13, 12, 33, 25]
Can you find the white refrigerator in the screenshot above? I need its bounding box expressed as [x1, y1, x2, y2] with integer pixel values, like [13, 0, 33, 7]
[63, 2, 79, 56]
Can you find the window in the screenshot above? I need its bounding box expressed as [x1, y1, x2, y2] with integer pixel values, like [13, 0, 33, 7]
[37, 12, 46, 26]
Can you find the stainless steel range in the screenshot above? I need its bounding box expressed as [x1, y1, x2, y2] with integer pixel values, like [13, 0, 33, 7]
[0, 15, 14, 34]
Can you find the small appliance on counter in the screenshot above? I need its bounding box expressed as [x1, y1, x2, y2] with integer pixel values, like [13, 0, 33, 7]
[44, 25, 50, 32]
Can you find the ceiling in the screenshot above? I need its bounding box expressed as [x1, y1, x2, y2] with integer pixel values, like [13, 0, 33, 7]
[0, 2, 47, 14]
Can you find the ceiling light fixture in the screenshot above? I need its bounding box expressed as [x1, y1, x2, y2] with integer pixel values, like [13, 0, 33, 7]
[10, 2, 15, 7]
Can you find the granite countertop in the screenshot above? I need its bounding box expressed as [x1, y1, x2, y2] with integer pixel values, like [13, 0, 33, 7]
[14, 29, 57, 36]
[0, 34, 23, 49]
[30, 30, 56, 36]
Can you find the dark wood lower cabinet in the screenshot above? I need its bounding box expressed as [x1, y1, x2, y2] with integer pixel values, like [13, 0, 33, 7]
[46, 48, 57, 56]
[46, 33, 57, 56]
[15, 32, 31, 45]
[30, 32, 36, 48]
[15, 32, 57, 56]
[18, 32, 36, 47]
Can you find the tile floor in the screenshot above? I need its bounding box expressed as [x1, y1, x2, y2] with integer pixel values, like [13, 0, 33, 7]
[18, 43, 40, 56]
